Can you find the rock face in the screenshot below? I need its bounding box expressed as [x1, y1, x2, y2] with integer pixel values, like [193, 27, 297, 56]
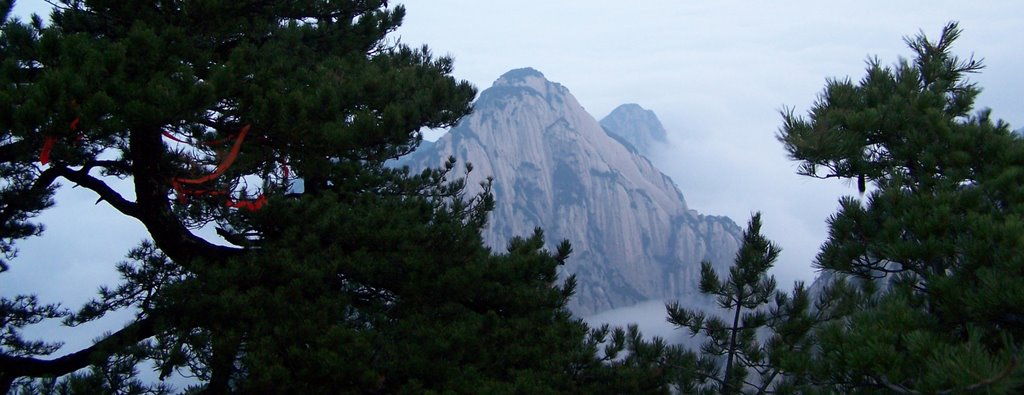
[404, 68, 742, 315]
[599, 103, 670, 158]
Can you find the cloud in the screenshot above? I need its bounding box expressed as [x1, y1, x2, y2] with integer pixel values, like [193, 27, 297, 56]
[584, 295, 727, 351]
[584, 299, 694, 347]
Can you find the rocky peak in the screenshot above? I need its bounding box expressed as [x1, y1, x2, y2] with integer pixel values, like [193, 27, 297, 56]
[493, 67, 555, 90]
[600, 103, 670, 158]
[405, 68, 742, 315]
[481, 68, 575, 113]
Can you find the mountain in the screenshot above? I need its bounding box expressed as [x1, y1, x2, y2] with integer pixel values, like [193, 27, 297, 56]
[599, 103, 670, 158]
[404, 68, 742, 315]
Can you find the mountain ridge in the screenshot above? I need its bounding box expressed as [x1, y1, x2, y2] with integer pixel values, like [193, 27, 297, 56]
[405, 67, 742, 315]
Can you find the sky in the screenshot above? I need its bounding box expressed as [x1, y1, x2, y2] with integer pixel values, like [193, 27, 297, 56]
[392, 1, 1024, 289]
[5, 0, 1024, 351]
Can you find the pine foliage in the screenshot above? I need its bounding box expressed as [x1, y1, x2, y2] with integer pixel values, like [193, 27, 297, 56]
[666, 213, 785, 394]
[778, 22, 1024, 393]
[0, 1, 662, 393]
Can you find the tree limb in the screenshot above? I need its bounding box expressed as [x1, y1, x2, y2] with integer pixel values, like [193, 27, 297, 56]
[51, 166, 140, 219]
[129, 126, 243, 266]
[868, 353, 1019, 395]
[0, 316, 155, 391]
[936, 352, 1019, 395]
[0, 166, 60, 230]
[81, 159, 132, 175]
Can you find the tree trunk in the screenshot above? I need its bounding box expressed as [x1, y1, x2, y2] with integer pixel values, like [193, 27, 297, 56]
[723, 295, 743, 394]
[203, 332, 241, 394]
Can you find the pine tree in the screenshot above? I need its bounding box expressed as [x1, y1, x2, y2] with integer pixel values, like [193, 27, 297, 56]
[0, 1, 631, 393]
[666, 213, 781, 394]
[778, 22, 1024, 393]
[569, 323, 703, 394]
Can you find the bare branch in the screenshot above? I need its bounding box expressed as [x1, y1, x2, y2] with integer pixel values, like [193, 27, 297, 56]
[51, 166, 140, 219]
[0, 317, 155, 390]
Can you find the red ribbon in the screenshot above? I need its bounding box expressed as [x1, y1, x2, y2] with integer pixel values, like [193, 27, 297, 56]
[171, 124, 250, 187]
[39, 136, 57, 165]
[161, 130, 191, 144]
[39, 117, 80, 165]
[225, 194, 268, 212]
[169, 124, 269, 211]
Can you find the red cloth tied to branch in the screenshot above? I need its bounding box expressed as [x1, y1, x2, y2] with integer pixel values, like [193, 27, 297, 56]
[225, 194, 268, 211]
[172, 124, 250, 187]
[161, 130, 191, 145]
[39, 136, 57, 165]
[39, 117, 81, 165]
[169, 124, 269, 211]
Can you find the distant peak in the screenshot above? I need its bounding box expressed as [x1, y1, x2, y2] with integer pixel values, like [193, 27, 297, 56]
[603, 103, 664, 130]
[498, 67, 546, 81]
[600, 103, 670, 154]
[607, 103, 655, 117]
[613, 103, 646, 111]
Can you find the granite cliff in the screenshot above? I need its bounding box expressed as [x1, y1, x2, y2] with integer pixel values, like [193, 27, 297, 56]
[404, 68, 742, 315]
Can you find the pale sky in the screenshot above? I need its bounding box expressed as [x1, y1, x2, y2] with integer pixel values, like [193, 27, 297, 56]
[394, 1, 1024, 288]
[5, 1, 1023, 338]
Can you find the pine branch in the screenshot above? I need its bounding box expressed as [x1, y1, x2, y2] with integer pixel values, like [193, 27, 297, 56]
[867, 353, 1019, 395]
[128, 126, 243, 266]
[51, 166, 140, 218]
[936, 353, 1020, 395]
[0, 317, 155, 392]
[756, 369, 781, 395]
[0, 167, 59, 230]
